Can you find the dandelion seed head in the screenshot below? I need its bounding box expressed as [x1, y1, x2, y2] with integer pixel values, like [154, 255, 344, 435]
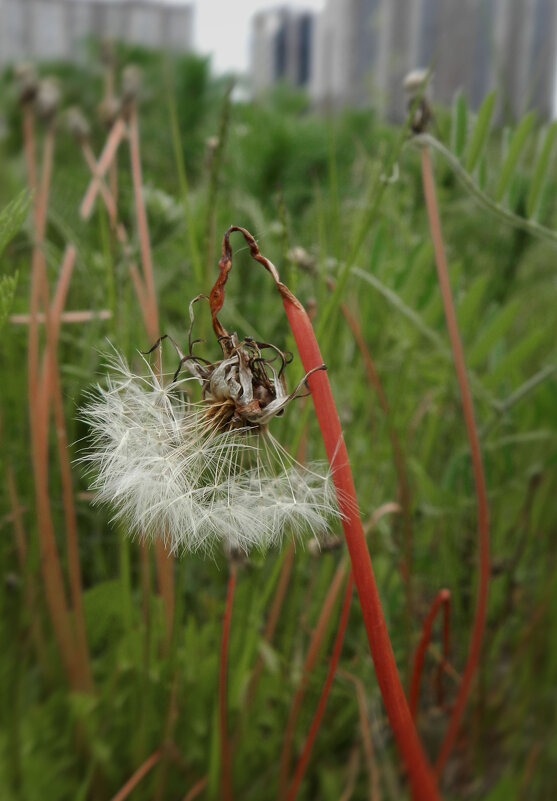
[82, 346, 339, 556]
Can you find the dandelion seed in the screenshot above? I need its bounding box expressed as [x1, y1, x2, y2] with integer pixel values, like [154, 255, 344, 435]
[82, 306, 339, 555]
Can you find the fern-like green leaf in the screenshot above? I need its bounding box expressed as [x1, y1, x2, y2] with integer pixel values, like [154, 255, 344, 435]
[465, 90, 496, 173]
[0, 190, 31, 259]
[0, 272, 18, 331]
[494, 111, 536, 202]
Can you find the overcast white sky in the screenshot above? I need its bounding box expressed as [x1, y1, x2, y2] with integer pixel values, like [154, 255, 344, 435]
[191, 0, 326, 75]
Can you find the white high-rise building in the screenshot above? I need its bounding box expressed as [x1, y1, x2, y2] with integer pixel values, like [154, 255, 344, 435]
[0, 0, 194, 66]
[309, 0, 557, 120]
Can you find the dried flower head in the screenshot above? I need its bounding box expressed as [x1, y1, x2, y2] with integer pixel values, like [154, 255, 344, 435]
[35, 78, 60, 122]
[83, 298, 338, 555]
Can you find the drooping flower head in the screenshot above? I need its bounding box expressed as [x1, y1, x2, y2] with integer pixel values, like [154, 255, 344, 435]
[83, 263, 339, 556]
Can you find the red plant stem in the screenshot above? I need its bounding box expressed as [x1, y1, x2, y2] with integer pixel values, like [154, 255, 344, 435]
[220, 562, 237, 801]
[80, 117, 126, 219]
[244, 542, 295, 711]
[279, 558, 348, 799]
[128, 105, 158, 329]
[340, 302, 414, 653]
[182, 776, 208, 801]
[420, 147, 490, 777]
[22, 105, 37, 194]
[408, 589, 451, 720]
[288, 502, 400, 800]
[210, 228, 440, 801]
[109, 749, 161, 801]
[6, 467, 51, 675]
[128, 101, 175, 643]
[286, 572, 354, 801]
[338, 668, 381, 801]
[25, 116, 84, 690]
[81, 141, 127, 244]
[39, 247, 94, 691]
[10, 310, 112, 324]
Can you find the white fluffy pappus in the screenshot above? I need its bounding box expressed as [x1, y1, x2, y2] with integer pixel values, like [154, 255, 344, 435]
[81, 354, 339, 555]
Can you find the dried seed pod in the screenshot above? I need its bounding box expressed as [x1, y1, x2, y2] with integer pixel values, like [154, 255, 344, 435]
[15, 62, 38, 105]
[97, 96, 121, 128]
[288, 246, 315, 271]
[121, 65, 142, 105]
[66, 106, 90, 143]
[403, 68, 433, 135]
[100, 37, 115, 68]
[35, 78, 60, 122]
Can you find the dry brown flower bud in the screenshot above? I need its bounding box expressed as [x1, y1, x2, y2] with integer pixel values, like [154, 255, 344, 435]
[97, 96, 121, 128]
[15, 62, 38, 105]
[35, 78, 60, 122]
[66, 107, 90, 142]
[121, 65, 142, 105]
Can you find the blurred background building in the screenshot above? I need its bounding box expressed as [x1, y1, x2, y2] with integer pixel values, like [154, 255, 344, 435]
[251, 7, 313, 94]
[0, 0, 555, 120]
[0, 0, 194, 65]
[252, 0, 557, 121]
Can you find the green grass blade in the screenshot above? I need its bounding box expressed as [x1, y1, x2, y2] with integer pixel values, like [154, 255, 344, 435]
[526, 121, 557, 218]
[484, 328, 546, 388]
[468, 301, 520, 367]
[457, 274, 489, 334]
[465, 90, 496, 174]
[494, 111, 536, 202]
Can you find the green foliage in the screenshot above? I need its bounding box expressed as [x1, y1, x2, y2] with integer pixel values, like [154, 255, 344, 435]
[0, 190, 30, 258]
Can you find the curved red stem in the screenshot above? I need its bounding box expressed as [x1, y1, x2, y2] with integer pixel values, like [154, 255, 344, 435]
[211, 228, 440, 801]
[409, 589, 451, 719]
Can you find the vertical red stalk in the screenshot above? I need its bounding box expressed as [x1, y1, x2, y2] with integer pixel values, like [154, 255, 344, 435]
[286, 572, 353, 801]
[25, 113, 85, 689]
[41, 245, 93, 690]
[209, 228, 440, 801]
[340, 301, 414, 668]
[279, 559, 348, 798]
[288, 502, 400, 800]
[408, 589, 451, 720]
[243, 543, 295, 711]
[338, 668, 382, 801]
[128, 101, 175, 643]
[220, 562, 237, 801]
[420, 148, 490, 777]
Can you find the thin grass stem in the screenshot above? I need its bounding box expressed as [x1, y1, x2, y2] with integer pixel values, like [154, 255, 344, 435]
[220, 561, 237, 801]
[420, 147, 490, 777]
